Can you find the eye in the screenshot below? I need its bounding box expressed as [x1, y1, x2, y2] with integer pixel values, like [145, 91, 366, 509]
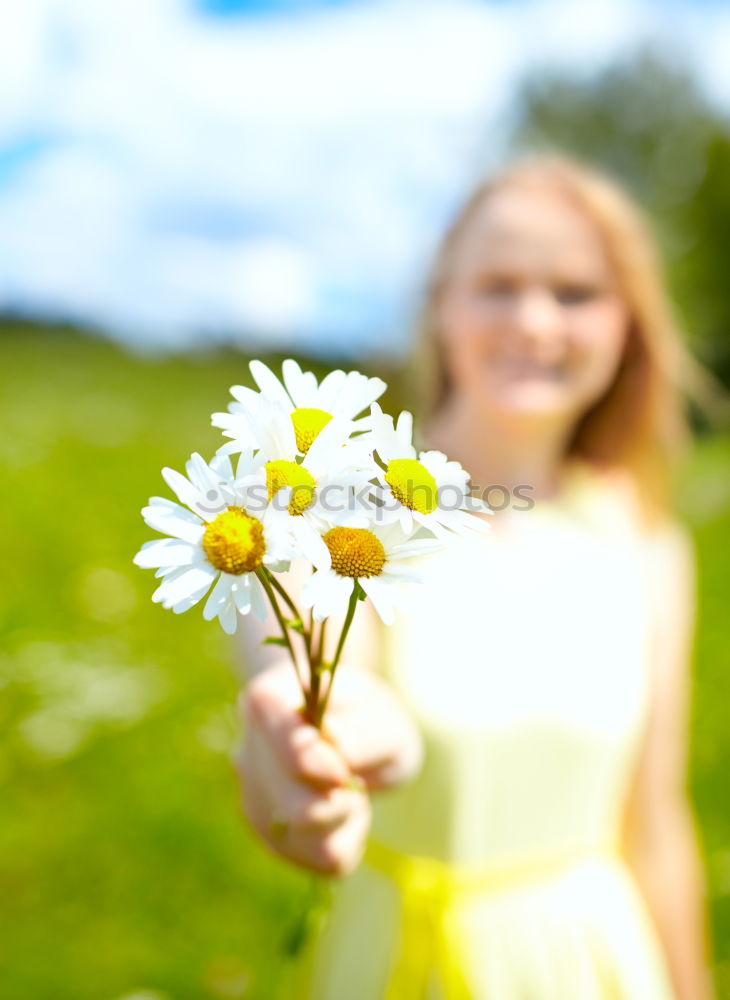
[553, 284, 600, 306]
[476, 276, 520, 299]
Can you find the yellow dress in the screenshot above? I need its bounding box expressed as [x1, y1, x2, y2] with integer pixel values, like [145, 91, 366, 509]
[295, 463, 678, 1000]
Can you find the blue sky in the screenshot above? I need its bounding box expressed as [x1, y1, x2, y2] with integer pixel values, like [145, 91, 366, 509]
[0, 0, 729, 357]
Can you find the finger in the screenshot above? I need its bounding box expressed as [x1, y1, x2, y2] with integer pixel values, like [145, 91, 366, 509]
[300, 791, 372, 876]
[320, 672, 408, 774]
[263, 791, 371, 877]
[237, 739, 371, 876]
[242, 681, 350, 788]
[239, 726, 362, 831]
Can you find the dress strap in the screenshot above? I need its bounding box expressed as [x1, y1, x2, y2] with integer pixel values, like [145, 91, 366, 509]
[363, 836, 622, 1000]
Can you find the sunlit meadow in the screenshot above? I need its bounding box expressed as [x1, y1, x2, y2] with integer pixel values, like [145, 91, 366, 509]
[1, 325, 729, 999]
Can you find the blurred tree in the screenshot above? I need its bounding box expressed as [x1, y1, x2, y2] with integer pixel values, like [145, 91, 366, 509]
[504, 48, 730, 386]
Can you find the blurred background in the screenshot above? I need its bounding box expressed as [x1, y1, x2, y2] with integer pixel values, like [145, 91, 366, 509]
[1, 1, 730, 998]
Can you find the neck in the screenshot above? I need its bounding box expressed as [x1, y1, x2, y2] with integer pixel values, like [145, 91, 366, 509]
[425, 397, 577, 504]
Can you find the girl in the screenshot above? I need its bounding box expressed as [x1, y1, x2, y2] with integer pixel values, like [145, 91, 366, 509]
[237, 156, 715, 1000]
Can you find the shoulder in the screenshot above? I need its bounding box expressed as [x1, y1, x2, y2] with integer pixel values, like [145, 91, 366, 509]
[567, 460, 647, 536]
[587, 463, 695, 560]
[583, 462, 644, 525]
[644, 517, 696, 581]
[601, 461, 698, 610]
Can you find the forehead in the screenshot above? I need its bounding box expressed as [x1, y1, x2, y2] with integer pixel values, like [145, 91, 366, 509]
[450, 183, 615, 281]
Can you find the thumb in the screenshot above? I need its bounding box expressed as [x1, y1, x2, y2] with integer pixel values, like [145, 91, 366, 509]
[318, 670, 422, 787]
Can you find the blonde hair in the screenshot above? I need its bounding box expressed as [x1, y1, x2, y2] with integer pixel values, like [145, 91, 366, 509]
[413, 154, 718, 527]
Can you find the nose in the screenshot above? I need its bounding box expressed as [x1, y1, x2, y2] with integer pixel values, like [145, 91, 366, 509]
[509, 286, 564, 360]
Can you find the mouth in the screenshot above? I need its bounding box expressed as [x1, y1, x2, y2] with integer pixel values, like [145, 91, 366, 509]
[497, 359, 567, 382]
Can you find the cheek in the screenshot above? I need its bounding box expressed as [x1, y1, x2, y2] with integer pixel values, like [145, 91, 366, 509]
[438, 295, 489, 371]
[570, 302, 629, 390]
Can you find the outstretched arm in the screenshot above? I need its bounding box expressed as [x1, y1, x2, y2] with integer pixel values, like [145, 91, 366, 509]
[234, 561, 424, 875]
[235, 558, 424, 789]
[621, 522, 715, 1000]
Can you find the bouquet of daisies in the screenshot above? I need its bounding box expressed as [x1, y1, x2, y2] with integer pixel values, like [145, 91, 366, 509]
[134, 360, 491, 729]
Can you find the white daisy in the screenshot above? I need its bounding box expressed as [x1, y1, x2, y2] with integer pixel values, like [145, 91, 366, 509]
[221, 397, 379, 569]
[133, 451, 294, 635]
[365, 402, 493, 539]
[212, 357, 386, 456]
[300, 521, 443, 626]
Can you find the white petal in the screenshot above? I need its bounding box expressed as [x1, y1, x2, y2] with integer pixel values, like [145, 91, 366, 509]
[145, 496, 200, 521]
[301, 569, 351, 621]
[231, 576, 253, 615]
[395, 410, 414, 451]
[413, 511, 451, 541]
[292, 517, 331, 570]
[249, 576, 268, 620]
[234, 448, 256, 481]
[218, 601, 238, 634]
[446, 508, 493, 534]
[315, 369, 347, 410]
[134, 538, 198, 569]
[303, 417, 354, 476]
[421, 452, 469, 494]
[161, 466, 206, 513]
[216, 438, 245, 457]
[252, 399, 297, 459]
[141, 507, 205, 545]
[379, 563, 423, 582]
[398, 506, 414, 534]
[209, 452, 234, 483]
[171, 590, 209, 614]
[203, 572, 235, 621]
[211, 410, 234, 430]
[336, 372, 386, 419]
[229, 384, 260, 408]
[368, 402, 401, 462]
[185, 452, 218, 494]
[387, 540, 442, 562]
[424, 508, 479, 538]
[282, 358, 318, 408]
[249, 360, 292, 410]
[359, 576, 397, 625]
[153, 564, 217, 607]
[420, 449, 449, 466]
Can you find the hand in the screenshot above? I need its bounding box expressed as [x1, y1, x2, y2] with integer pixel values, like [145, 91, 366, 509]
[236, 661, 423, 876]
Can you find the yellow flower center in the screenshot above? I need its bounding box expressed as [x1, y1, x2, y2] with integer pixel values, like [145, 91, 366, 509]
[323, 527, 386, 578]
[265, 460, 316, 515]
[385, 459, 438, 514]
[290, 407, 333, 453]
[202, 506, 265, 575]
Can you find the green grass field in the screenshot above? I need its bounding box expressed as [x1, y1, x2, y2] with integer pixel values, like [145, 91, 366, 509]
[1, 325, 728, 999]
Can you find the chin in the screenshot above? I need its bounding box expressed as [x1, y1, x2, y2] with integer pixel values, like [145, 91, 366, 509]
[485, 384, 575, 421]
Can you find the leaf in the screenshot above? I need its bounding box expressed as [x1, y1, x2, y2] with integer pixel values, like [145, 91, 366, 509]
[262, 636, 288, 647]
[286, 617, 305, 633]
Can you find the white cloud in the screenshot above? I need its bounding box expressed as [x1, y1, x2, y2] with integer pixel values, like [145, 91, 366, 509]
[0, 0, 724, 353]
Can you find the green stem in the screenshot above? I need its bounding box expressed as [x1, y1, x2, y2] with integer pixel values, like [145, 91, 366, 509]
[305, 606, 314, 663]
[255, 568, 303, 694]
[315, 584, 360, 727]
[267, 570, 301, 621]
[315, 617, 327, 672]
[263, 567, 316, 687]
[301, 617, 327, 727]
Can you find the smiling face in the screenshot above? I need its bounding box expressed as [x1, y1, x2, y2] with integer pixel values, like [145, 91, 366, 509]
[435, 182, 631, 430]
